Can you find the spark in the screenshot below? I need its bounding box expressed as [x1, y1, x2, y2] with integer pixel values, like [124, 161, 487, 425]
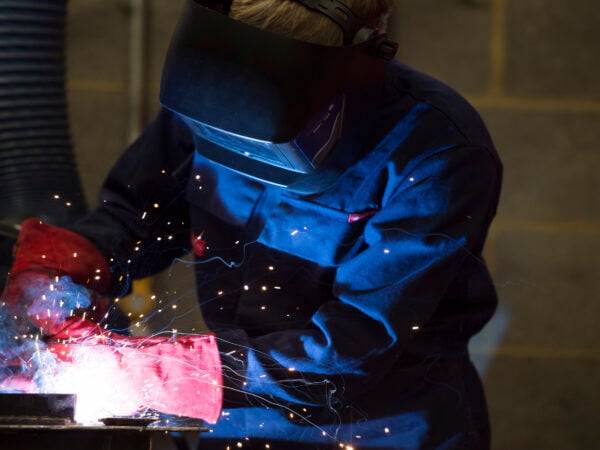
[34, 335, 42, 361]
[412, 325, 420, 331]
[37, 346, 142, 424]
[153, 203, 159, 208]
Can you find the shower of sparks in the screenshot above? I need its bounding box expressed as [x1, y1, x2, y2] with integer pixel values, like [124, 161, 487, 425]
[0, 211, 462, 448]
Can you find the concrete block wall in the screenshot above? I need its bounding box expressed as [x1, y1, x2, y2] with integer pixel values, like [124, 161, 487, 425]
[389, 1, 600, 449]
[64, 1, 599, 449]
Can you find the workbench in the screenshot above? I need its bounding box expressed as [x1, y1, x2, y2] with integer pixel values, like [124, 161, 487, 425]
[0, 423, 209, 450]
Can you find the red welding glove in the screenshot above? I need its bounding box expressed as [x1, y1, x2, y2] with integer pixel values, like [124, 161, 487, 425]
[42, 318, 223, 423]
[1, 218, 111, 336]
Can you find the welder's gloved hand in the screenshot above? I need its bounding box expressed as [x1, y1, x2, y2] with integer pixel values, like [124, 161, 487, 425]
[45, 318, 223, 423]
[0, 218, 111, 336]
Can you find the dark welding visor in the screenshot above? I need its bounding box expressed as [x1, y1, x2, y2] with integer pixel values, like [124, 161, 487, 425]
[160, 0, 397, 191]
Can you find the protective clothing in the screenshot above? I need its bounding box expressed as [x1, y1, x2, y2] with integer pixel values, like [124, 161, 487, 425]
[45, 318, 222, 423]
[1, 219, 112, 336]
[0, 219, 223, 424]
[65, 60, 502, 449]
[160, 0, 397, 192]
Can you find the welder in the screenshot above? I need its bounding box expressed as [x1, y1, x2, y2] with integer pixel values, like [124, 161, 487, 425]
[1, 1, 502, 449]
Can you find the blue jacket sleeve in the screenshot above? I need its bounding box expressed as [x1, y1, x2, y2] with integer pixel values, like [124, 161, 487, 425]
[217, 144, 501, 409]
[68, 109, 195, 295]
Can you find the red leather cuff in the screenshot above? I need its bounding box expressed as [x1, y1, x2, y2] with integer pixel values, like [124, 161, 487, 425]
[12, 218, 111, 294]
[48, 318, 224, 423]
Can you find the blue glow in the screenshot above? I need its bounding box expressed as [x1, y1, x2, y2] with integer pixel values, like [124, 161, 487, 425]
[25, 275, 92, 325]
[202, 406, 429, 449]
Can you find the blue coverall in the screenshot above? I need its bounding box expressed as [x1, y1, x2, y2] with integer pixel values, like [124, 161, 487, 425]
[70, 60, 502, 450]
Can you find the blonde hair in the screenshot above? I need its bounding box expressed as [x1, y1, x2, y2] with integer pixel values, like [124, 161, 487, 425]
[229, 0, 393, 46]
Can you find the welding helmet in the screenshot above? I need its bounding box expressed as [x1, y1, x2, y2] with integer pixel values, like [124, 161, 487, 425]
[160, 0, 398, 193]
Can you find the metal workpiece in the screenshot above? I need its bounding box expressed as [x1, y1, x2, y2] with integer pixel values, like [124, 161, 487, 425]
[0, 393, 76, 425]
[0, 423, 209, 450]
[0, 393, 208, 450]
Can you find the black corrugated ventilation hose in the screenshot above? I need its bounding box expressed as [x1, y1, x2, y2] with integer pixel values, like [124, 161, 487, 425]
[0, 0, 87, 290]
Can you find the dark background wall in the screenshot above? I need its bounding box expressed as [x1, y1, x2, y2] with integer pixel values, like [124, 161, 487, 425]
[64, 1, 599, 449]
